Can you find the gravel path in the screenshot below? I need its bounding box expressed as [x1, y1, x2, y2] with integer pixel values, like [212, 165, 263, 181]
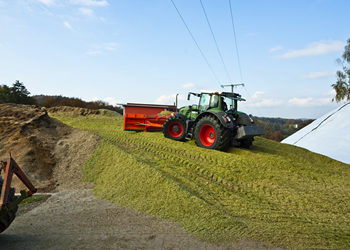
[1, 190, 281, 250]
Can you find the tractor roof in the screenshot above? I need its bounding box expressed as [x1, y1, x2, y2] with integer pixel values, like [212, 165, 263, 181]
[200, 90, 246, 101]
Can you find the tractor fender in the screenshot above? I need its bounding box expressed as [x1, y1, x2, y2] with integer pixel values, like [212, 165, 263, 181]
[195, 111, 234, 129]
[171, 113, 188, 122]
[236, 113, 254, 126]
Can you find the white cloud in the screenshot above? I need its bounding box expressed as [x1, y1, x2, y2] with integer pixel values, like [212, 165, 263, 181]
[269, 46, 282, 52]
[85, 50, 102, 55]
[100, 17, 106, 21]
[104, 43, 119, 51]
[288, 97, 331, 107]
[323, 89, 336, 97]
[86, 97, 121, 105]
[248, 91, 284, 107]
[63, 21, 73, 30]
[37, 0, 56, 6]
[103, 97, 120, 106]
[156, 94, 185, 104]
[69, 0, 109, 7]
[299, 71, 335, 79]
[276, 40, 344, 59]
[181, 82, 195, 89]
[78, 7, 94, 17]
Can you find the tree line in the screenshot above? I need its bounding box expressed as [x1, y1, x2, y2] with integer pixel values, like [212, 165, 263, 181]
[0, 80, 122, 114]
[35, 95, 122, 114]
[0, 80, 37, 105]
[254, 117, 314, 142]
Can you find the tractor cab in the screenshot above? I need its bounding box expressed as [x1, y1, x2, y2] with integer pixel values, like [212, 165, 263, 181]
[187, 91, 246, 115]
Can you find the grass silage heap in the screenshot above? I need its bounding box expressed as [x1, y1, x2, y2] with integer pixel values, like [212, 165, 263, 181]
[52, 114, 350, 249]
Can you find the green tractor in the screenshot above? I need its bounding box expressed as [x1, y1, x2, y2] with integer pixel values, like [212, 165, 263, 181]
[162, 90, 265, 151]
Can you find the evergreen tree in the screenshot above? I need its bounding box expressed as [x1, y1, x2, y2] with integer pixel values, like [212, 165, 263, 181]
[0, 80, 36, 105]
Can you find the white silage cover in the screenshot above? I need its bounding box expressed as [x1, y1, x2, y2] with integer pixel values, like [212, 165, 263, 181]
[282, 102, 350, 165]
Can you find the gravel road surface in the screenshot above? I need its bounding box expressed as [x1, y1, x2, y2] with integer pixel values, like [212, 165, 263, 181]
[0, 190, 281, 250]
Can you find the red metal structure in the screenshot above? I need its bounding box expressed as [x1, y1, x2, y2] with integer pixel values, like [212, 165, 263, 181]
[124, 113, 174, 132]
[119, 103, 176, 116]
[0, 154, 37, 233]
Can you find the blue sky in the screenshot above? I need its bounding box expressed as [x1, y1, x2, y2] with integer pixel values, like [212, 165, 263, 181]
[0, 0, 349, 119]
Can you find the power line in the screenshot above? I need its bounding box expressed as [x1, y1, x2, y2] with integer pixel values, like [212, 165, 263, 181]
[243, 85, 263, 117]
[170, 0, 221, 85]
[229, 0, 243, 83]
[229, 0, 263, 117]
[200, 0, 232, 83]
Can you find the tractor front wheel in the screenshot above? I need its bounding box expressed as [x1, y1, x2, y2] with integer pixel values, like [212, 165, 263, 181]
[194, 115, 230, 151]
[0, 176, 18, 234]
[163, 116, 186, 141]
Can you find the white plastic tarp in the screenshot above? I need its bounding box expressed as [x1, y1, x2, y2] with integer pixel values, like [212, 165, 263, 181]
[282, 102, 350, 165]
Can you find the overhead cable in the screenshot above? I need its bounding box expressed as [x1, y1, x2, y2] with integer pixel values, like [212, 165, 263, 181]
[170, 0, 221, 85]
[243, 86, 263, 117]
[229, 0, 243, 83]
[229, 0, 262, 116]
[200, 0, 232, 83]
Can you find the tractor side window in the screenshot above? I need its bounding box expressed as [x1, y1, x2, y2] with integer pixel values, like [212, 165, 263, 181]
[223, 97, 233, 110]
[209, 94, 219, 108]
[221, 97, 228, 111]
[199, 93, 210, 113]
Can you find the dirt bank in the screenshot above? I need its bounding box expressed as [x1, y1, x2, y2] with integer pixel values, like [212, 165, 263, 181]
[0, 103, 100, 192]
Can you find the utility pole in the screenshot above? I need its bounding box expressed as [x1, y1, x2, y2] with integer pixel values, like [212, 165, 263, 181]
[221, 83, 244, 108]
[175, 93, 179, 112]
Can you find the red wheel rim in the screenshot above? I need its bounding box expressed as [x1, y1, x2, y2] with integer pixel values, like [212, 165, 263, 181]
[168, 122, 183, 137]
[199, 124, 215, 146]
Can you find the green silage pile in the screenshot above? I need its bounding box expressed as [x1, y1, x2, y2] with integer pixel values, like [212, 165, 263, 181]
[53, 115, 350, 249]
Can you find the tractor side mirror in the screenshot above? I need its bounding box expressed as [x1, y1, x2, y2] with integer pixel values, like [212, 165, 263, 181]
[187, 93, 191, 101]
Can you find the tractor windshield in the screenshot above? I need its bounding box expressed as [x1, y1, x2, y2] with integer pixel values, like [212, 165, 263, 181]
[198, 93, 210, 113]
[199, 93, 221, 113]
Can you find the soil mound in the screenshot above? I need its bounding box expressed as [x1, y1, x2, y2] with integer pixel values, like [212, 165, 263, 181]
[47, 106, 100, 116]
[0, 103, 100, 192]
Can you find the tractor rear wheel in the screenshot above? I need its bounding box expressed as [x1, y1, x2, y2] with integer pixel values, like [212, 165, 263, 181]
[194, 115, 230, 151]
[163, 116, 187, 141]
[0, 176, 18, 234]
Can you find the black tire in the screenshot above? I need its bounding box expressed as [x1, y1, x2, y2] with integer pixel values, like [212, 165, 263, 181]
[0, 176, 18, 234]
[240, 138, 253, 148]
[194, 115, 230, 151]
[163, 116, 187, 141]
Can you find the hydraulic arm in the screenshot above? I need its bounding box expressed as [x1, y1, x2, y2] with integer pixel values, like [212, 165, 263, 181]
[0, 154, 37, 216]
